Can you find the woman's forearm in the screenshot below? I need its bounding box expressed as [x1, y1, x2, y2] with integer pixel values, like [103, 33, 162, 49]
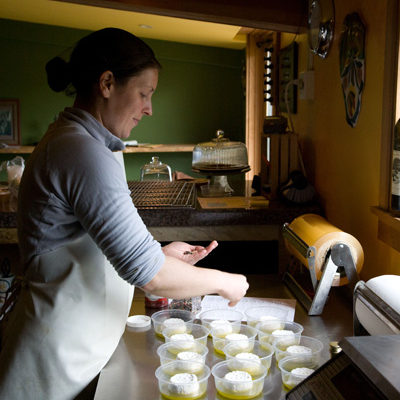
[140, 256, 248, 306]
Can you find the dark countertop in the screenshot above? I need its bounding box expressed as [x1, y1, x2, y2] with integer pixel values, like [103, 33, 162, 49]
[138, 200, 322, 227]
[0, 181, 322, 229]
[0, 199, 322, 229]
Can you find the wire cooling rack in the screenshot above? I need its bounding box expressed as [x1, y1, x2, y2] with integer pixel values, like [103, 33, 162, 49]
[127, 181, 196, 209]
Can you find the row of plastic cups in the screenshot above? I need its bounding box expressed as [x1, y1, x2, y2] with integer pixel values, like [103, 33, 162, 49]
[209, 321, 306, 356]
[155, 358, 269, 399]
[199, 305, 293, 327]
[151, 306, 295, 340]
[157, 339, 275, 372]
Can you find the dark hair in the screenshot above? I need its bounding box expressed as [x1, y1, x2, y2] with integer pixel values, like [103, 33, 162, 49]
[45, 28, 161, 97]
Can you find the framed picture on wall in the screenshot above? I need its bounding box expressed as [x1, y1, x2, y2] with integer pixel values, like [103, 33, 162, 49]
[0, 99, 20, 145]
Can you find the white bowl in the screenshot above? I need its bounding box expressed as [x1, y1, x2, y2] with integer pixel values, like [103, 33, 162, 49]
[155, 360, 210, 399]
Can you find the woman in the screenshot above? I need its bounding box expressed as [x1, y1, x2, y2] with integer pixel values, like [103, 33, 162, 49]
[0, 28, 248, 399]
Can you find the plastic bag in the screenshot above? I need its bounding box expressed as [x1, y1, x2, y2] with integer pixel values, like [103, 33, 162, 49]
[1, 156, 25, 199]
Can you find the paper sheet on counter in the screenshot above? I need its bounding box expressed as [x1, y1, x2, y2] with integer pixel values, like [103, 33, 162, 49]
[198, 295, 296, 321]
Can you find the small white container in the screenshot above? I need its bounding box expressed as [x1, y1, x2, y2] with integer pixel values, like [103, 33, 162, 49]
[211, 324, 257, 356]
[155, 360, 210, 399]
[224, 340, 274, 375]
[278, 355, 319, 390]
[211, 359, 267, 399]
[151, 309, 195, 338]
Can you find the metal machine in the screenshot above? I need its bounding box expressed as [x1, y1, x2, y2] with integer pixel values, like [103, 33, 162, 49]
[282, 214, 363, 315]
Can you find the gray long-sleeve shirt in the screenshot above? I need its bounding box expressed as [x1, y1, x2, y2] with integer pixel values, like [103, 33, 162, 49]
[17, 107, 164, 287]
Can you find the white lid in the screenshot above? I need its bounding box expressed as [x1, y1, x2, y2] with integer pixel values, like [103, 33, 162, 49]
[126, 315, 151, 328]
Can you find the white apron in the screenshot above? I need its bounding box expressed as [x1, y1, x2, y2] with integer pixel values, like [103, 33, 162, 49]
[0, 234, 134, 400]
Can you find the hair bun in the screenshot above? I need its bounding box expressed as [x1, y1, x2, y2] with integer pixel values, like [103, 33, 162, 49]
[45, 56, 71, 92]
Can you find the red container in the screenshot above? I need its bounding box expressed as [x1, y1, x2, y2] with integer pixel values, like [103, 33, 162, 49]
[145, 293, 168, 308]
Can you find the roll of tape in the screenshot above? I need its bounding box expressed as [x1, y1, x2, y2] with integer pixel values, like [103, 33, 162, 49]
[285, 214, 364, 286]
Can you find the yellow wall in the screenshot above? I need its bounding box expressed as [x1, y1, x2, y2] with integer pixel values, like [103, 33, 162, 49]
[282, 0, 400, 280]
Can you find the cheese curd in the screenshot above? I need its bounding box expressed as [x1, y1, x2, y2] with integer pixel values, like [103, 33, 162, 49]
[282, 367, 315, 389]
[271, 329, 296, 346]
[210, 319, 233, 337]
[170, 333, 195, 351]
[224, 333, 250, 353]
[163, 318, 187, 334]
[286, 345, 312, 355]
[235, 352, 262, 375]
[223, 370, 253, 393]
[176, 351, 203, 373]
[257, 318, 284, 332]
[168, 373, 200, 396]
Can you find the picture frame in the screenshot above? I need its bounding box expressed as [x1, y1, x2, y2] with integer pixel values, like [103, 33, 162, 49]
[0, 99, 20, 145]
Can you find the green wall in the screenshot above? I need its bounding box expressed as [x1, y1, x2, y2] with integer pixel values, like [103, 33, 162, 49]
[0, 19, 245, 180]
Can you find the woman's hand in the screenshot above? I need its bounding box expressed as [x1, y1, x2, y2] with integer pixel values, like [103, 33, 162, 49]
[162, 241, 218, 265]
[217, 272, 249, 307]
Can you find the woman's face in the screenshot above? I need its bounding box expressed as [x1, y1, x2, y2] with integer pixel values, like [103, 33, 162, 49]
[102, 67, 158, 139]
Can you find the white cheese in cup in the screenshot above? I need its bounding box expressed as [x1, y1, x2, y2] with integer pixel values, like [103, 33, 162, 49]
[163, 318, 187, 334]
[257, 317, 284, 332]
[170, 333, 195, 351]
[223, 370, 253, 393]
[292, 367, 314, 377]
[286, 367, 315, 388]
[210, 319, 233, 336]
[286, 345, 312, 355]
[224, 333, 249, 352]
[168, 373, 199, 395]
[235, 352, 262, 375]
[176, 351, 203, 373]
[271, 329, 296, 346]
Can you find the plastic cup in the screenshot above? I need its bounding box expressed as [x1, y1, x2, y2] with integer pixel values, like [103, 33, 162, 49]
[245, 305, 292, 328]
[211, 324, 258, 356]
[211, 359, 268, 399]
[157, 341, 209, 368]
[278, 355, 319, 390]
[274, 335, 323, 364]
[155, 360, 210, 399]
[257, 320, 303, 347]
[151, 309, 196, 338]
[224, 340, 274, 375]
[199, 308, 244, 336]
[163, 323, 210, 348]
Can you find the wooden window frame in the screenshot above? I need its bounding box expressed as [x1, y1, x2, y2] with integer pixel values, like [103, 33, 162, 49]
[371, 0, 400, 251]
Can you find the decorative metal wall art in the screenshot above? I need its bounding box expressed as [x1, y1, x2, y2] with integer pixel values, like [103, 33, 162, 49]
[339, 13, 366, 128]
[308, 0, 335, 58]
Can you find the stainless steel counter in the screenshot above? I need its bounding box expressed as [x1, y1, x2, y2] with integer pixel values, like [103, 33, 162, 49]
[94, 275, 354, 400]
